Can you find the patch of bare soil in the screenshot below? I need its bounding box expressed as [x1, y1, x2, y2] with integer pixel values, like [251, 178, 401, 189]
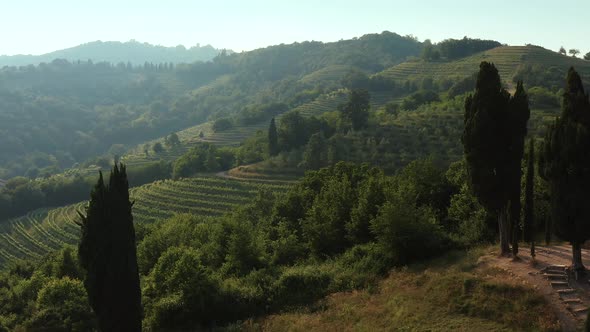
[481, 244, 590, 331]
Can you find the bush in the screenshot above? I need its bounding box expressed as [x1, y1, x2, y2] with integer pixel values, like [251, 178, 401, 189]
[212, 118, 233, 132]
[370, 199, 449, 266]
[143, 246, 224, 330]
[271, 266, 332, 308]
[27, 277, 95, 331]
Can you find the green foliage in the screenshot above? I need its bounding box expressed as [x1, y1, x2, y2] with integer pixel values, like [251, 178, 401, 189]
[172, 143, 235, 178]
[462, 62, 530, 254]
[300, 133, 329, 170]
[523, 138, 535, 242]
[152, 142, 164, 154]
[212, 117, 234, 132]
[271, 266, 332, 308]
[438, 37, 501, 60]
[400, 89, 440, 110]
[143, 246, 223, 330]
[164, 132, 180, 147]
[339, 89, 370, 131]
[268, 118, 279, 157]
[27, 277, 95, 331]
[370, 192, 448, 266]
[527, 86, 560, 108]
[78, 164, 142, 331]
[540, 68, 590, 269]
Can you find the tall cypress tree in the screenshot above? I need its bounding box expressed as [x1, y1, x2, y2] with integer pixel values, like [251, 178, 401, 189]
[462, 62, 530, 256]
[540, 67, 590, 273]
[78, 164, 142, 331]
[509, 81, 531, 257]
[268, 117, 279, 156]
[524, 138, 535, 257]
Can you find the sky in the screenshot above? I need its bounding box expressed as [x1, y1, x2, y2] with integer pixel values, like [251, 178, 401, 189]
[1, 0, 589, 56]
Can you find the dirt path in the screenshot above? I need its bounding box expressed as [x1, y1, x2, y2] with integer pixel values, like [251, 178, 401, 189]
[482, 244, 590, 331]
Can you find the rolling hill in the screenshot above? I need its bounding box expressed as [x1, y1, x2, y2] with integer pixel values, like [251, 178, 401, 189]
[0, 40, 223, 67]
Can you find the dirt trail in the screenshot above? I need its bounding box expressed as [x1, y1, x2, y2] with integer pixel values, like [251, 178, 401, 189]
[483, 244, 590, 331]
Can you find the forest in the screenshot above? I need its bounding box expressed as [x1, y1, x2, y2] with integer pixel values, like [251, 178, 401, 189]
[1, 31, 590, 331]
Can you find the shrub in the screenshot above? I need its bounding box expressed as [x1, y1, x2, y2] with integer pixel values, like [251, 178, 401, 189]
[271, 266, 332, 308]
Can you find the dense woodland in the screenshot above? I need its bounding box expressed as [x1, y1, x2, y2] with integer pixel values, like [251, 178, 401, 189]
[1, 32, 590, 330]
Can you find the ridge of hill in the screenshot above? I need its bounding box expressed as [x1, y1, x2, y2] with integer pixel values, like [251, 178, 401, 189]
[377, 45, 590, 86]
[0, 40, 224, 67]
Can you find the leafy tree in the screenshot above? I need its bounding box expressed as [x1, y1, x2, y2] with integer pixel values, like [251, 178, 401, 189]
[27, 277, 96, 331]
[278, 111, 307, 151]
[268, 117, 279, 156]
[212, 118, 233, 132]
[569, 49, 580, 58]
[77, 164, 142, 331]
[165, 132, 180, 147]
[523, 138, 535, 258]
[152, 142, 164, 154]
[585, 52, 590, 61]
[539, 68, 590, 272]
[300, 133, 328, 170]
[339, 89, 370, 131]
[462, 62, 530, 256]
[559, 46, 567, 55]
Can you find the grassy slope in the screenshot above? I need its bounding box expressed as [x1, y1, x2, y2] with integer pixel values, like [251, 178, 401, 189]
[245, 248, 560, 332]
[377, 46, 590, 84]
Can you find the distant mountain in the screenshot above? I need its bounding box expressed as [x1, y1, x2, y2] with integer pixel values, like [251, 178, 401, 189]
[0, 40, 226, 67]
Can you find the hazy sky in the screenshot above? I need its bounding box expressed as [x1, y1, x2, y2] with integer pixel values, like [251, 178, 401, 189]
[1, 0, 589, 55]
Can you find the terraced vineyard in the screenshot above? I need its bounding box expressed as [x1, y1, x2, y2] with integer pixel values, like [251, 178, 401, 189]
[299, 65, 355, 86]
[0, 175, 292, 268]
[377, 46, 590, 84]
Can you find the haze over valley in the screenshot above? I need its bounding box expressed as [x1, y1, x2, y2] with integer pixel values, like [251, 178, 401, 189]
[1, 1, 590, 330]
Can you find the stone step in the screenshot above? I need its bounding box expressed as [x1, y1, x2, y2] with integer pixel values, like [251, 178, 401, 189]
[544, 273, 568, 279]
[572, 307, 589, 314]
[545, 265, 567, 271]
[563, 298, 583, 304]
[551, 281, 569, 287]
[557, 289, 576, 294]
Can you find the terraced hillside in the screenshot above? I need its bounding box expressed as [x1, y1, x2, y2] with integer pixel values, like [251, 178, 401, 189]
[0, 175, 292, 268]
[299, 65, 356, 86]
[377, 46, 590, 84]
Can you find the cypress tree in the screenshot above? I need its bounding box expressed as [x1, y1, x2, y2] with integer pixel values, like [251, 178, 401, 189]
[462, 62, 530, 256]
[509, 81, 530, 257]
[540, 67, 590, 273]
[524, 138, 535, 258]
[78, 164, 142, 331]
[268, 117, 279, 156]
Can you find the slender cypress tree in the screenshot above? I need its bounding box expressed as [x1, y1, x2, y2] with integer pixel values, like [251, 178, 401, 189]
[540, 67, 590, 273]
[462, 62, 530, 256]
[524, 138, 535, 258]
[509, 81, 530, 257]
[78, 164, 142, 331]
[268, 117, 279, 156]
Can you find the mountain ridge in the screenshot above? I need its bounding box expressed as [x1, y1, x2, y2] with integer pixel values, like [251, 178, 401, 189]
[0, 40, 227, 67]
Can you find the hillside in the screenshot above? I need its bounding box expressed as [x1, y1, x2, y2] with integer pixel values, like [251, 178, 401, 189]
[0, 174, 293, 267]
[0, 40, 223, 67]
[0, 31, 422, 179]
[248, 248, 561, 331]
[377, 45, 590, 86]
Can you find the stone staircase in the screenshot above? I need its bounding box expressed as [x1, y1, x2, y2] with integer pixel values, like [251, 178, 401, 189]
[541, 265, 588, 319]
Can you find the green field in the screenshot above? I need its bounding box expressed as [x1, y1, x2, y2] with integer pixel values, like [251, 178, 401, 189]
[0, 175, 292, 268]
